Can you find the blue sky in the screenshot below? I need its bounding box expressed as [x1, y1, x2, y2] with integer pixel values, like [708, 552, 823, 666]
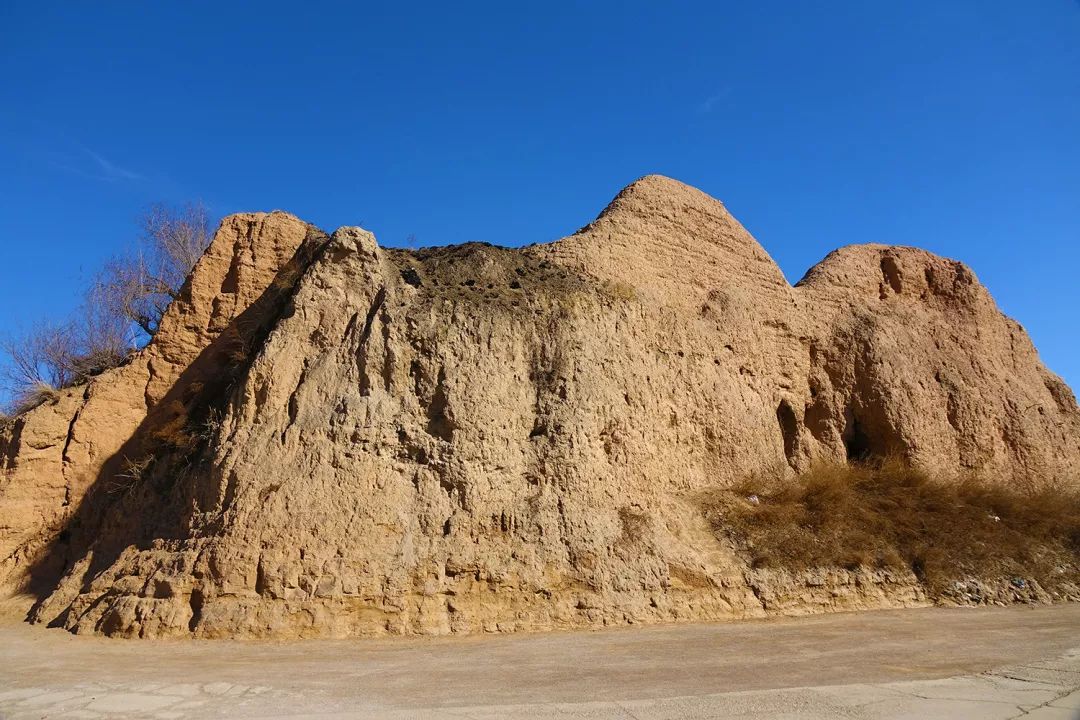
[1, 1, 1078, 390]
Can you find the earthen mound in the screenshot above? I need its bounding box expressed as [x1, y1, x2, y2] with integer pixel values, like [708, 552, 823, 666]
[1, 176, 1076, 637]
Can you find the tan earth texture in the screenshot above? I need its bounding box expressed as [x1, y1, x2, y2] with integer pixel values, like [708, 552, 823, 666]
[0, 175, 1077, 638]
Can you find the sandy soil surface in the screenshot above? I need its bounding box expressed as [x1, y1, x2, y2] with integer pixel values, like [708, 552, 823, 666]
[2, 604, 1079, 719]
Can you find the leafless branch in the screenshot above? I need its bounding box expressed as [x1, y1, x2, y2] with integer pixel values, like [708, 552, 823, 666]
[2, 202, 212, 414]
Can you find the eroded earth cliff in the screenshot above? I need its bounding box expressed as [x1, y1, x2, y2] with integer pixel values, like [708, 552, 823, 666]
[1, 176, 1077, 637]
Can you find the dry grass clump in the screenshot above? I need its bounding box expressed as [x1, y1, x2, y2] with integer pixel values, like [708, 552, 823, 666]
[701, 458, 1080, 596]
[602, 280, 637, 301]
[616, 505, 650, 546]
[108, 455, 154, 494]
[13, 382, 62, 413]
[1, 316, 128, 415]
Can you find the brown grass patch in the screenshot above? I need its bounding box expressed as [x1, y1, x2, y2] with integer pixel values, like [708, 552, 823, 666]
[602, 280, 637, 302]
[107, 455, 153, 494]
[701, 458, 1080, 597]
[11, 382, 61, 414]
[149, 402, 196, 451]
[616, 506, 650, 545]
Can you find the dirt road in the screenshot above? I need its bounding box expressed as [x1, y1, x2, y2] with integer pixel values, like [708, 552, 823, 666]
[2, 604, 1079, 718]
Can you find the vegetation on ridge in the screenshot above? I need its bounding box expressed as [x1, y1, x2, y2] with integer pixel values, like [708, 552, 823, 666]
[702, 458, 1080, 599]
[1, 203, 211, 415]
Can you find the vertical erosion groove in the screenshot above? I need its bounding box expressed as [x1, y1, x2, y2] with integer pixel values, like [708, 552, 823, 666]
[777, 400, 799, 469]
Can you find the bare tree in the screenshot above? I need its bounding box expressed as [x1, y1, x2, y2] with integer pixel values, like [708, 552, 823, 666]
[1, 286, 135, 413]
[2, 321, 76, 412]
[2, 202, 211, 414]
[2, 321, 75, 391]
[69, 280, 135, 378]
[99, 202, 212, 337]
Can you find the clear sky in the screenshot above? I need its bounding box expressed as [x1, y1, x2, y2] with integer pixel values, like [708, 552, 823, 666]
[1, 1, 1078, 391]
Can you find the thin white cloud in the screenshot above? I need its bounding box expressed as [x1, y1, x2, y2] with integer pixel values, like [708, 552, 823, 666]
[698, 88, 731, 114]
[45, 145, 145, 183]
[82, 148, 143, 181]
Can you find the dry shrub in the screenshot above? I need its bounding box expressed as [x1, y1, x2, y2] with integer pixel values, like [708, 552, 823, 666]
[108, 455, 153, 494]
[617, 506, 650, 546]
[701, 458, 1080, 596]
[149, 401, 197, 452]
[198, 407, 224, 441]
[2, 203, 210, 416]
[602, 280, 636, 301]
[13, 382, 62, 413]
[223, 328, 256, 367]
[1, 303, 130, 414]
[2, 322, 79, 403]
[269, 260, 305, 292]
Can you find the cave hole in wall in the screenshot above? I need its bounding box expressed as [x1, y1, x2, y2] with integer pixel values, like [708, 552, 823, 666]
[880, 256, 903, 295]
[188, 588, 205, 633]
[844, 413, 875, 462]
[426, 367, 456, 442]
[776, 400, 799, 469]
